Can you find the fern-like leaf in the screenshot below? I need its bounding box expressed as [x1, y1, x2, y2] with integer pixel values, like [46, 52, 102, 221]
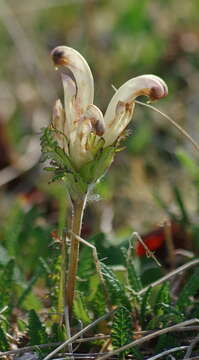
[28, 309, 48, 346]
[100, 262, 131, 309]
[3, 203, 24, 258]
[140, 287, 152, 329]
[90, 284, 106, 317]
[127, 262, 142, 293]
[111, 306, 133, 357]
[73, 292, 91, 325]
[122, 247, 142, 292]
[0, 259, 15, 314]
[40, 127, 88, 195]
[154, 282, 171, 315]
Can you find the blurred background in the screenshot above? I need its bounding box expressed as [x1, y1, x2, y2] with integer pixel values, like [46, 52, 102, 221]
[1, 0, 199, 282]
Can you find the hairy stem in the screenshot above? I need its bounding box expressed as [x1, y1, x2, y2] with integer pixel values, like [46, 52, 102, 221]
[66, 194, 87, 314]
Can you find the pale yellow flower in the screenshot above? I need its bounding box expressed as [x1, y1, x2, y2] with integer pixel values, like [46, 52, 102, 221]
[51, 46, 168, 169]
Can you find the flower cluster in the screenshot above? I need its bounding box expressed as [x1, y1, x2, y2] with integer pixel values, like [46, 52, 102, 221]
[41, 46, 168, 197]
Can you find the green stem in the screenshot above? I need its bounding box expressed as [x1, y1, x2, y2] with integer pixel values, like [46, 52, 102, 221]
[66, 193, 87, 315]
[60, 233, 67, 322]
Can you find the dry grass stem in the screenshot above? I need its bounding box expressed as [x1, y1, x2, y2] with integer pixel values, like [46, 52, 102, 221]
[42, 309, 116, 360]
[131, 232, 162, 267]
[183, 333, 199, 359]
[0, 336, 111, 358]
[96, 319, 199, 360]
[69, 231, 111, 309]
[146, 345, 188, 360]
[136, 258, 199, 296]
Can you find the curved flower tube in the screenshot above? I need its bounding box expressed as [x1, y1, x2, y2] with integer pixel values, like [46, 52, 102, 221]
[103, 74, 168, 146]
[50, 46, 168, 170]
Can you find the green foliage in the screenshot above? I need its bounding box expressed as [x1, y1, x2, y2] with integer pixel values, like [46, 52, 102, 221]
[126, 121, 152, 155]
[149, 283, 183, 329]
[80, 146, 115, 184]
[111, 306, 143, 360]
[116, 0, 151, 34]
[100, 262, 131, 310]
[172, 185, 190, 225]
[176, 149, 199, 180]
[155, 333, 179, 354]
[0, 259, 15, 315]
[111, 306, 133, 358]
[176, 267, 199, 312]
[123, 248, 142, 292]
[140, 287, 152, 329]
[50, 322, 66, 343]
[2, 203, 52, 277]
[89, 284, 106, 317]
[28, 310, 48, 346]
[17, 257, 50, 307]
[3, 203, 24, 258]
[154, 282, 171, 315]
[40, 127, 81, 185]
[46, 249, 62, 311]
[73, 292, 91, 324]
[77, 237, 95, 293]
[2, 1, 199, 358]
[41, 128, 115, 197]
[0, 325, 9, 351]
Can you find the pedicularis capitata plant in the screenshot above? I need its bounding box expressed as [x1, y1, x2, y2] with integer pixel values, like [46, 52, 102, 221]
[41, 46, 168, 316]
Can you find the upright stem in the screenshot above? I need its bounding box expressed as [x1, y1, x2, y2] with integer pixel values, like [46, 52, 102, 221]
[66, 193, 87, 314]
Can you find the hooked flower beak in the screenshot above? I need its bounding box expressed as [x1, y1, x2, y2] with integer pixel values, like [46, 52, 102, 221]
[50, 46, 168, 169]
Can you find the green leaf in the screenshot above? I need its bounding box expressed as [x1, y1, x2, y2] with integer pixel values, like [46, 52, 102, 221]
[80, 146, 115, 184]
[0, 259, 15, 313]
[176, 149, 199, 179]
[100, 262, 131, 309]
[3, 203, 24, 257]
[176, 267, 199, 312]
[111, 306, 133, 358]
[41, 127, 86, 191]
[125, 250, 142, 293]
[140, 287, 152, 329]
[173, 185, 190, 224]
[28, 309, 48, 346]
[73, 292, 91, 324]
[90, 284, 106, 317]
[154, 282, 171, 315]
[17, 274, 39, 307]
[0, 325, 9, 351]
[127, 262, 142, 292]
[155, 333, 179, 354]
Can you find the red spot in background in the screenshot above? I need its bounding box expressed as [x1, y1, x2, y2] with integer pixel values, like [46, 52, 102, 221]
[136, 222, 182, 256]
